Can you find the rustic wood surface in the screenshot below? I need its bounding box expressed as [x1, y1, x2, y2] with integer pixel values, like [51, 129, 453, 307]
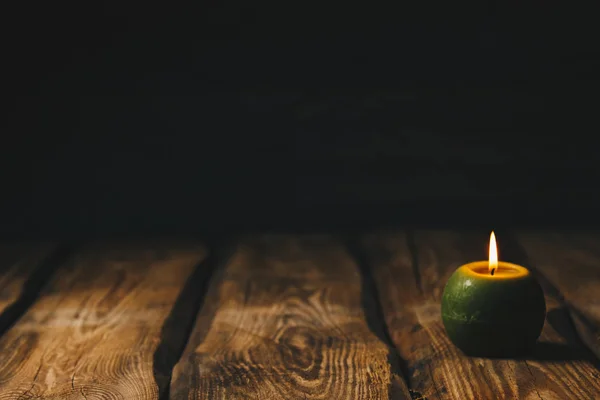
[517, 232, 600, 361]
[362, 230, 600, 400]
[0, 233, 598, 399]
[170, 235, 410, 399]
[0, 241, 206, 399]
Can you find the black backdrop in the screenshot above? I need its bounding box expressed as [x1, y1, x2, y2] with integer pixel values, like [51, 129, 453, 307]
[2, 3, 600, 238]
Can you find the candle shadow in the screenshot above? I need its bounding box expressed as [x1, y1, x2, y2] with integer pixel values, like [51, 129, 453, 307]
[523, 341, 596, 363]
[535, 308, 600, 367]
[545, 306, 586, 348]
[483, 308, 600, 367]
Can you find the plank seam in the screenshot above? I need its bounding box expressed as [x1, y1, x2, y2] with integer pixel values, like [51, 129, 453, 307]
[153, 240, 235, 400]
[0, 245, 74, 338]
[406, 231, 423, 295]
[345, 236, 413, 400]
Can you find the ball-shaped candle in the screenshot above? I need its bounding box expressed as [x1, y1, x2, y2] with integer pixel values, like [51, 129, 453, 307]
[441, 232, 546, 357]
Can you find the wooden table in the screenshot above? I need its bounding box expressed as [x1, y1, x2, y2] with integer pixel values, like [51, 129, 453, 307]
[0, 231, 599, 399]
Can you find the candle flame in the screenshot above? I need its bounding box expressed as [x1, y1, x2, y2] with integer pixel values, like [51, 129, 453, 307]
[489, 231, 498, 275]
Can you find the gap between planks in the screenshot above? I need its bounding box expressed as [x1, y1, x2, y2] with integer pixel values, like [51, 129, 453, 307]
[154, 240, 234, 399]
[0, 244, 74, 337]
[344, 236, 413, 397]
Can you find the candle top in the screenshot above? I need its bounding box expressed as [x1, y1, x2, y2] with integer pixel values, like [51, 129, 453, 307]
[455, 231, 530, 279]
[460, 261, 530, 280]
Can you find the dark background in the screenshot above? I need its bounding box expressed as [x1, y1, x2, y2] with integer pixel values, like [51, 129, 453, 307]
[2, 3, 600, 238]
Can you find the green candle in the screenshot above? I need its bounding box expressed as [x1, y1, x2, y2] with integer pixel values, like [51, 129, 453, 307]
[441, 232, 546, 357]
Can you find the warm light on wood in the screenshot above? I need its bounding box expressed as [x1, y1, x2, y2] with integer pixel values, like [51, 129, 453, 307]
[489, 231, 498, 274]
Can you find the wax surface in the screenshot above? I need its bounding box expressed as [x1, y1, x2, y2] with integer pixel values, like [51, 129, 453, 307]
[461, 261, 529, 279]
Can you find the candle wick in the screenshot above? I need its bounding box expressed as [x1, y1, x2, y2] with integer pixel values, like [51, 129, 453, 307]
[491, 268, 496, 276]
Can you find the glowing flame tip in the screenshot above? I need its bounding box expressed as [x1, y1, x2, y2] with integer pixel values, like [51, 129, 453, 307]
[489, 231, 498, 274]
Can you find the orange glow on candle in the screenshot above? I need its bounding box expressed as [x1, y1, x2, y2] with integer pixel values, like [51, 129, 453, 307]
[489, 231, 498, 275]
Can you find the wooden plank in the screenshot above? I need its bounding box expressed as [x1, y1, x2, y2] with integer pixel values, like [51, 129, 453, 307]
[0, 240, 206, 399]
[170, 235, 411, 399]
[363, 230, 600, 400]
[0, 243, 60, 329]
[517, 231, 600, 361]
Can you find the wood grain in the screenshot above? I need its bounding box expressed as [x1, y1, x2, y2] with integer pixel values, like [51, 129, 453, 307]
[0, 240, 206, 399]
[170, 235, 410, 399]
[517, 231, 600, 361]
[363, 230, 600, 400]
